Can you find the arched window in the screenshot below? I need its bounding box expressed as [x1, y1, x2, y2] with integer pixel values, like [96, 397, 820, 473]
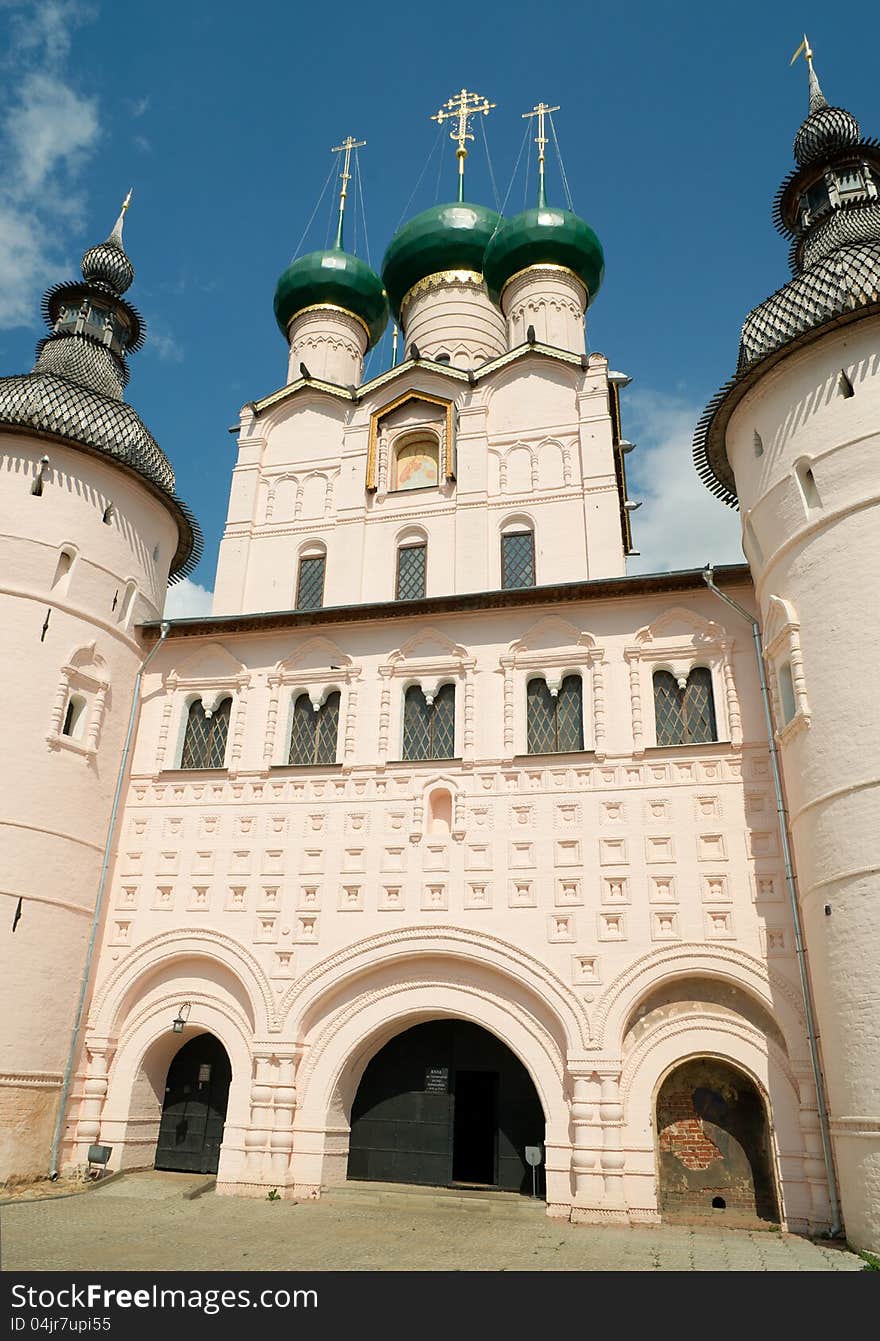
[288, 691, 340, 766]
[62, 693, 88, 740]
[653, 668, 717, 746]
[396, 542, 427, 600]
[393, 434, 439, 491]
[296, 547, 326, 610]
[501, 527, 536, 589]
[402, 683, 455, 761]
[527, 675, 584, 753]
[180, 696, 232, 769]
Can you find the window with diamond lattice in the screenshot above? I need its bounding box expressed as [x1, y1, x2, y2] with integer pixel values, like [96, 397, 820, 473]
[296, 554, 326, 610]
[653, 668, 717, 746]
[396, 544, 427, 600]
[180, 697, 232, 769]
[527, 675, 584, 753]
[402, 683, 455, 760]
[501, 530, 535, 589]
[288, 691, 340, 766]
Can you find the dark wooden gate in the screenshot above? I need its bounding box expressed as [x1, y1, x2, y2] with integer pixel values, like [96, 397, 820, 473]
[347, 1020, 545, 1194]
[155, 1034, 231, 1174]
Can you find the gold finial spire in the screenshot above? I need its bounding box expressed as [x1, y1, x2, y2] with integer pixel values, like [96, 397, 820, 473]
[431, 88, 495, 202]
[523, 102, 560, 207]
[110, 188, 133, 245]
[331, 135, 366, 249]
[121, 187, 133, 215]
[790, 33, 827, 112]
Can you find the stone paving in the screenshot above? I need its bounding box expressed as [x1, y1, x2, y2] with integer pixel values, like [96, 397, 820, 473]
[0, 1172, 864, 1272]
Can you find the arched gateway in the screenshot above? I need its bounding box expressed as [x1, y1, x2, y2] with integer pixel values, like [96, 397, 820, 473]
[655, 1058, 779, 1223]
[155, 1034, 232, 1175]
[347, 1021, 545, 1194]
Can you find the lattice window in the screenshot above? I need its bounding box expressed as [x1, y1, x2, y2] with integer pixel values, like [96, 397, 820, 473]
[501, 530, 535, 589]
[527, 675, 584, 753]
[288, 691, 340, 766]
[396, 544, 427, 600]
[180, 697, 232, 769]
[296, 555, 326, 610]
[653, 668, 717, 746]
[402, 683, 455, 760]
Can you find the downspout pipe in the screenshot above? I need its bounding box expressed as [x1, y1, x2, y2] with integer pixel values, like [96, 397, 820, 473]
[701, 564, 842, 1236]
[49, 620, 171, 1179]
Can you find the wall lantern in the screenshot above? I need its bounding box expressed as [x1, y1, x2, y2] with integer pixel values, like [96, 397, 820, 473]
[171, 1002, 192, 1034]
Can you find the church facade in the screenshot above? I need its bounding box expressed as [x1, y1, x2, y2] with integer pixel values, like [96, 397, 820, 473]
[1, 68, 878, 1248]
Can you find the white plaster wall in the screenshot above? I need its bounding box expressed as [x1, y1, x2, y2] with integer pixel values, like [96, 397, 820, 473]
[726, 316, 880, 1251]
[68, 579, 826, 1224]
[0, 433, 178, 1178]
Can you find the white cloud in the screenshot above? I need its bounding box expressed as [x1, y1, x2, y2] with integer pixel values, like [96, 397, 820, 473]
[0, 2, 100, 329]
[622, 388, 744, 575]
[146, 322, 184, 363]
[163, 578, 214, 619]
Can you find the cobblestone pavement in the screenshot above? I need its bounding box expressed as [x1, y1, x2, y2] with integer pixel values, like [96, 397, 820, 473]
[0, 1173, 864, 1272]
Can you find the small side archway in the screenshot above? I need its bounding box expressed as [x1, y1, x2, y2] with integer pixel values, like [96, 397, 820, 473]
[155, 1033, 232, 1175]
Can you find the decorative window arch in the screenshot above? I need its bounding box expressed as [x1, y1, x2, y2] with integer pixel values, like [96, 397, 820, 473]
[379, 628, 473, 765]
[180, 695, 233, 769]
[527, 674, 584, 754]
[625, 607, 741, 756]
[366, 390, 455, 493]
[295, 540, 327, 610]
[402, 682, 455, 760]
[47, 643, 110, 760]
[264, 638, 359, 771]
[392, 430, 440, 491]
[288, 690, 341, 766]
[762, 595, 810, 737]
[652, 667, 717, 746]
[500, 515, 536, 589]
[155, 643, 251, 777]
[502, 617, 605, 761]
[395, 526, 428, 600]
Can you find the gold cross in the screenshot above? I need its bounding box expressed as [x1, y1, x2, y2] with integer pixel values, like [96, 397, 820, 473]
[523, 102, 560, 204]
[431, 88, 495, 200]
[330, 136, 366, 248]
[790, 33, 814, 68]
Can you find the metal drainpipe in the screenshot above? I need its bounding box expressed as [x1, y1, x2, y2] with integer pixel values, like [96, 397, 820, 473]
[701, 564, 842, 1235]
[49, 620, 171, 1179]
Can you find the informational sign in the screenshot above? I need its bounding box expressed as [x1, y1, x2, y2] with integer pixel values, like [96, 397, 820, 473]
[424, 1066, 449, 1093]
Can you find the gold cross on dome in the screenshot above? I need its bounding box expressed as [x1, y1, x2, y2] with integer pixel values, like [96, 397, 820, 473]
[431, 88, 495, 200]
[523, 102, 559, 205]
[330, 135, 366, 249]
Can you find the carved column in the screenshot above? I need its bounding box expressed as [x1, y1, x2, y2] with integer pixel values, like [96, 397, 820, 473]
[599, 1071, 626, 1211]
[377, 669, 392, 765]
[625, 652, 644, 756]
[229, 680, 249, 777]
[264, 676, 281, 770]
[500, 657, 515, 759]
[569, 1071, 603, 1212]
[591, 655, 607, 761]
[47, 675, 70, 740]
[269, 1055, 297, 1182]
[342, 682, 359, 769]
[463, 663, 475, 764]
[721, 645, 743, 746]
[155, 688, 175, 772]
[245, 1054, 274, 1179]
[75, 1045, 111, 1152]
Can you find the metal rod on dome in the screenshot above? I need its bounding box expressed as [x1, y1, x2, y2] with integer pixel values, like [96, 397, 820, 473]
[431, 88, 495, 203]
[522, 102, 559, 208]
[331, 136, 366, 250]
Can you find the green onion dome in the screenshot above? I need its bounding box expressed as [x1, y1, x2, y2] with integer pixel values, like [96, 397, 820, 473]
[483, 204, 605, 307]
[273, 247, 389, 350]
[381, 202, 501, 320]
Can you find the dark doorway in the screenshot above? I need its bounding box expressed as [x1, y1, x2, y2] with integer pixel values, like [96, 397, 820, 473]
[155, 1034, 231, 1174]
[347, 1020, 545, 1195]
[452, 1070, 497, 1185]
[655, 1057, 779, 1224]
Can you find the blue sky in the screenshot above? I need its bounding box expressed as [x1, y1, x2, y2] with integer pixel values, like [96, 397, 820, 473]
[1, 0, 877, 614]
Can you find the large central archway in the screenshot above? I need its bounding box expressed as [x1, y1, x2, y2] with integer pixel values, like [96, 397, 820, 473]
[347, 1020, 545, 1195]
